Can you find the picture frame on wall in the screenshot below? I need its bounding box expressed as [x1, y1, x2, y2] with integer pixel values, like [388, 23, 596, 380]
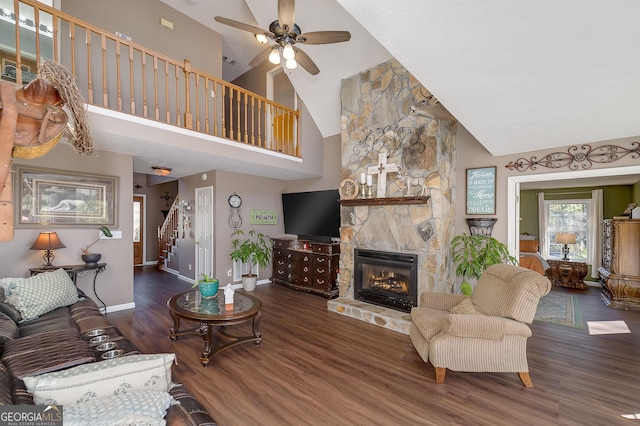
[466, 166, 496, 215]
[15, 166, 118, 226]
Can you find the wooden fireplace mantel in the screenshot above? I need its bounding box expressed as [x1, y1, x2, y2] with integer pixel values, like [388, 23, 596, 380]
[339, 196, 430, 207]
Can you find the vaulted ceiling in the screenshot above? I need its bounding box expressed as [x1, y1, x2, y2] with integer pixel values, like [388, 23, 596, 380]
[160, 0, 640, 157]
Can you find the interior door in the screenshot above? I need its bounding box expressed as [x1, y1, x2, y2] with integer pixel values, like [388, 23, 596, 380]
[133, 195, 144, 265]
[195, 187, 214, 279]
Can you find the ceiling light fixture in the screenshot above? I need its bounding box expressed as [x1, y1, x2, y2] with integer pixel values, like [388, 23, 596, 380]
[285, 58, 297, 70]
[152, 166, 172, 177]
[255, 33, 268, 44]
[282, 43, 295, 60]
[268, 47, 281, 64]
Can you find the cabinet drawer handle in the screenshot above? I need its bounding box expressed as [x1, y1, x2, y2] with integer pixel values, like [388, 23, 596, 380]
[304, 256, 310, 261]
[317, 257, 325, 262]
[317, 279, 325, 284]
[317, 268, 325, 274]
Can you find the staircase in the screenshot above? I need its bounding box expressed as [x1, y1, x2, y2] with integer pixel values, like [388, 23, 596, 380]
[158, 197, 182, 270]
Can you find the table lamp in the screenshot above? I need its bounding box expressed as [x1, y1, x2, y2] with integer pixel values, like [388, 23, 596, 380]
[30, 232, 66, 269]
[555, 233, 576, 261]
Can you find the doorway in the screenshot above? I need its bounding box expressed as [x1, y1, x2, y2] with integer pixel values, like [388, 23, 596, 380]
[195, 186, 215, 279]
[266, 67, 297, 146]
[133, 195, 145, 266]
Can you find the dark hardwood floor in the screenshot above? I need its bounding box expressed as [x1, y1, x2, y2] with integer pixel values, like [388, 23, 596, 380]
[107, 267, 640, 426]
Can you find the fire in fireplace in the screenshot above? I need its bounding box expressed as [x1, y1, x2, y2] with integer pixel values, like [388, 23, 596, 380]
[353, 249, 418, 313]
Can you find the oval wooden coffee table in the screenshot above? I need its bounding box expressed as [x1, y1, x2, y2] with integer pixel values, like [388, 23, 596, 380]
[167, 290, 262, 367]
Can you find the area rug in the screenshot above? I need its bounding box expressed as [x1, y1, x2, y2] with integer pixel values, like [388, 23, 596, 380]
[534, 291, 582, 329]
[587, 320, 631, 335]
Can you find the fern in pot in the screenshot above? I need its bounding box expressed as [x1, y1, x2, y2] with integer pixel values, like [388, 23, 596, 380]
[230, 229, 272, 291]
[451, 233, 518, 296]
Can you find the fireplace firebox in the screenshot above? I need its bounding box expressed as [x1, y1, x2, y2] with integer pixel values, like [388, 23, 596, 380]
[354, 249, 418, 312]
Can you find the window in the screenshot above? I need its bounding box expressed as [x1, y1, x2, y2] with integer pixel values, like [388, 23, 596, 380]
[544, 199, 590, 261]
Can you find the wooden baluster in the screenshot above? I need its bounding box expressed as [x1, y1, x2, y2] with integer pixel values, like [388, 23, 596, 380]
[219, 84, 225, 138]
[115, 40, 122, 111]
[34, 8, 41, 68]
[295, 110, 301, 157]
[250, 97, 256, 146]
[13, 2, 22, 84]
[175, 64, 181, 127]
[195, 73, 201, 132]
[183, 59, 192, 129]
[141, 53, 148, 117]
[244, 93, 249, 144]
[236, 89, 241, 142]
[228, 88, 234, 140]
[70, 23, 76, 76]
[86, 28, 93, 104]
[101, 34, 108, 107]
[164, 62, 170, 124]
[204, 79, 210, 134]
[129, 45, 135, 113]
[153, 56, 159, 120]
[257, 99, 262, 148]
[52, 18, 59, 62]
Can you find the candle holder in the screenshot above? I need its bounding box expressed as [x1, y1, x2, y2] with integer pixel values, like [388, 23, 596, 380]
[366, 184, 374, 199]
[360, 183, 368, 198]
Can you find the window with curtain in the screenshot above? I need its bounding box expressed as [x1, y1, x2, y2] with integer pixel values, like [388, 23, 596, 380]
[544, 199, 591, 261]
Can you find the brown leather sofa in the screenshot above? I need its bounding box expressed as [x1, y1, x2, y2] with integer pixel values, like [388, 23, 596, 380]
[0, 290, 216, 425]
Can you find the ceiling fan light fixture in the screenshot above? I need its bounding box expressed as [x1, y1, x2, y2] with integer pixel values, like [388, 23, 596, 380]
[282, 43, 295, 60]
[268, 47, 281, 64]
[255, 33, 268, 44]
[285, 58, 297, 70]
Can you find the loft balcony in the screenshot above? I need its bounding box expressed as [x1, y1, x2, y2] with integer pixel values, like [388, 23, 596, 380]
[1, 0, 310, 179]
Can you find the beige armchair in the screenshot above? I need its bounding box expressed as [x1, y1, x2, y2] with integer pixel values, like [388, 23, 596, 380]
[409, 264, 551, 387]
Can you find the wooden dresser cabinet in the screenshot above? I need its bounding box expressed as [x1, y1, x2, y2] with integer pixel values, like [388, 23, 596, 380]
[271, 238, 340, 299]
[598, 219, 640, 310]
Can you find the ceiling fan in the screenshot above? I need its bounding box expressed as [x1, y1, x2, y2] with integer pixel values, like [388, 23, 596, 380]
[214, 0, 351, 75]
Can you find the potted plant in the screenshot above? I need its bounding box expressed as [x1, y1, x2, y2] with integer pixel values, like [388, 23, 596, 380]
[451, 233, 518, 296]
[230, 229, 272, 291]
[81, 226, 112, 266]
[193, 273, 219, 299]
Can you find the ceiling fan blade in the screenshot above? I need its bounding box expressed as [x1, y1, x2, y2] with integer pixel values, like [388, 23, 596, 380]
[278, 0, 295, 32]
[249, 46, 273, 67]
[214, 16, 272, 38]
[297, 31, 351, 45]
[293, 47, 319, 75]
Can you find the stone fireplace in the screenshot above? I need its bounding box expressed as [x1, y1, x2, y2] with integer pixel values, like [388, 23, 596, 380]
[327, 59, 457, 334]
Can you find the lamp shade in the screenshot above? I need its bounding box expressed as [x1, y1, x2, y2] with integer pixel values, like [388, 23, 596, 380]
[555, 233, 576, 245]
[30, 232, 66, 250]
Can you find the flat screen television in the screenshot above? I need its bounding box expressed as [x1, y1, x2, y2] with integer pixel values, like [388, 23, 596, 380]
[281, 189, 340, 242]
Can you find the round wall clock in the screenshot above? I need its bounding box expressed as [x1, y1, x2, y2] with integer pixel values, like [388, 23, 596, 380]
[228, 193, 242, 228]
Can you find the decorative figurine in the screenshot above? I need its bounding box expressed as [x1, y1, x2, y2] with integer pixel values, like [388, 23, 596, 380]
[224, 283, 235, 310]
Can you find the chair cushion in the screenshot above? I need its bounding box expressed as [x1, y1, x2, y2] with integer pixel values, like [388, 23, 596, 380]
[410, 307, 448, 341]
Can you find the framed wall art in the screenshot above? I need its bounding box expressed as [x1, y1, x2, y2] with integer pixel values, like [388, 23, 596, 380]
[466, 166, 496, 215]
[15, 166, 118, 226]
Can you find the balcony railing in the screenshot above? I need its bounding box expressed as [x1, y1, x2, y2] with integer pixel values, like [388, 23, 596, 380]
[1, 0, 301, 157]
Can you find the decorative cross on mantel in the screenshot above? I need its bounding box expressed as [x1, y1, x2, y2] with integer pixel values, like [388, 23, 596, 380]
[367, 152, 399, 198]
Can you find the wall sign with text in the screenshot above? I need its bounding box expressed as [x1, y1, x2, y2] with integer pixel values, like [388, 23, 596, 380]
[250, 210, 278, 225]
[466, 167, 496, 215]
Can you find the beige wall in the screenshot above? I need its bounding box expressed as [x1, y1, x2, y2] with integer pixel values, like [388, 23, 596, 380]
[0, 143, 134, 309]
[456, 126, 640, 244]
[61, 0, 222, 78]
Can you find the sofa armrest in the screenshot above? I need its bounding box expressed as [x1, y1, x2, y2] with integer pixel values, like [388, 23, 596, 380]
[167, 384, 217, 426]
[419, 292, 468, 311]
[442, 314, 532, 340]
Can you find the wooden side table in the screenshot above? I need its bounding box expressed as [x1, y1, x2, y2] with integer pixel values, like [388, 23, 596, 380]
[546, 259, 588, 289]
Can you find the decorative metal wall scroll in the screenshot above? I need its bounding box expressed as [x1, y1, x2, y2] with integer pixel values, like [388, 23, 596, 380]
[505, 142, 640, 172]
[349, 124, 407, 164]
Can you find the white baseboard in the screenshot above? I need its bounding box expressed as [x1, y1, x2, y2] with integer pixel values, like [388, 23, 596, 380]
[105, 302, 135, 313]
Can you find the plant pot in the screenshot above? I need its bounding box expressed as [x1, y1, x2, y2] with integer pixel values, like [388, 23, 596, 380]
[242, 275, 258, 292]
[81, 253, 102, 267]
[198, 279, 219, 299]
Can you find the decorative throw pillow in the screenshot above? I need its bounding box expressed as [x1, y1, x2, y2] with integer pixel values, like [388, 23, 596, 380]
[519, 240, 540, 253]
[449, 298, 483, 315]
[2, 269, 79, 321]
[63, 391, 177, 426]
[23, 353, 175, 406]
